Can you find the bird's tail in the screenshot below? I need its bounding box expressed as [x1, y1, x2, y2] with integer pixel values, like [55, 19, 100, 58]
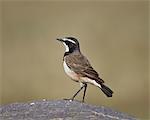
[100, 83, 113, 97]
[94, 79, 113, 97]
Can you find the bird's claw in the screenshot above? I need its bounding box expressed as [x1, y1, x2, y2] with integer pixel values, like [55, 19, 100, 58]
[63, 98, 74, 102]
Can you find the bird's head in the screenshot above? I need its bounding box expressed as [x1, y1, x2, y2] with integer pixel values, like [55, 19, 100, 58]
[57, 37, 80, 53]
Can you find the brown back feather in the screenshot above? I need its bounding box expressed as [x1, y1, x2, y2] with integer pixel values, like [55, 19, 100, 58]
[64, 51, 104, 83]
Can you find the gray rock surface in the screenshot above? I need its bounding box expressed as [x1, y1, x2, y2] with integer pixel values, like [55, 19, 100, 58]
[0, 100, 137, 120]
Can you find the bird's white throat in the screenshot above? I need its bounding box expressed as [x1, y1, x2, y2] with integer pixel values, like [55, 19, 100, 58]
[63, 43, 69, 52]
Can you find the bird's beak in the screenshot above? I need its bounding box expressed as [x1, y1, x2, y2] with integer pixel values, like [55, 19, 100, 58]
[56, 38, 64, 42]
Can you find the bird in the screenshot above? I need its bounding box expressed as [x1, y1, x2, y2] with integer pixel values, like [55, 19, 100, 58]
[56, 37, 113, 102]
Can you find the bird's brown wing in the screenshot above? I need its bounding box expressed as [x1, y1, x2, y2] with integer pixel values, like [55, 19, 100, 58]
[65, 52, 104, 83]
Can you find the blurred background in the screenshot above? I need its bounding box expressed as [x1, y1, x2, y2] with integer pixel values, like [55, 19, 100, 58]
[0, 1, 149, 119]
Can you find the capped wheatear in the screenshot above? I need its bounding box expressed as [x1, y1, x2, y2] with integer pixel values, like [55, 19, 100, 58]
[57, 37, 113, 102]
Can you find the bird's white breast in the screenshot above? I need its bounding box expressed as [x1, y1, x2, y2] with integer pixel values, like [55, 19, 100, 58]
[63, 60, 101, 88]
[63, 61, 79, 81]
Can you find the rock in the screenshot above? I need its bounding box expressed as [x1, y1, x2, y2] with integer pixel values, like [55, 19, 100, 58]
[0, 100, 137, 120]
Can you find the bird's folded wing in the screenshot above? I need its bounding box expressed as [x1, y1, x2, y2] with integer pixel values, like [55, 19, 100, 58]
[65, 53, 104, 83]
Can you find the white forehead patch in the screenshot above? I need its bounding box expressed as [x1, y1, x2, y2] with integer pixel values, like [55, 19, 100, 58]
[62, 38, 76, 44]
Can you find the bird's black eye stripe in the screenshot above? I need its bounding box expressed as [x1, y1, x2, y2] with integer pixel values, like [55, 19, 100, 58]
[65, 41, 75, 45]
[64, 41, 76, 53]
[65, 41, 70, 45]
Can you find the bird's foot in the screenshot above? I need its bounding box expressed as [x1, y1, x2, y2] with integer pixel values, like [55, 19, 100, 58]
[63, 98, 74, 102]
[63, 98, 85, 103]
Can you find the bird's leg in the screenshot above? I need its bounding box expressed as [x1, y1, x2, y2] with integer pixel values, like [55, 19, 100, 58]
[82, 83, 87, 102]
[64, 83, 87, 102]
[71, 84, 85, 101]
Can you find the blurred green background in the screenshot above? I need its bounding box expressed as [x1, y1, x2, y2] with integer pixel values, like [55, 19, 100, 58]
[0, 1, 149, 119]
